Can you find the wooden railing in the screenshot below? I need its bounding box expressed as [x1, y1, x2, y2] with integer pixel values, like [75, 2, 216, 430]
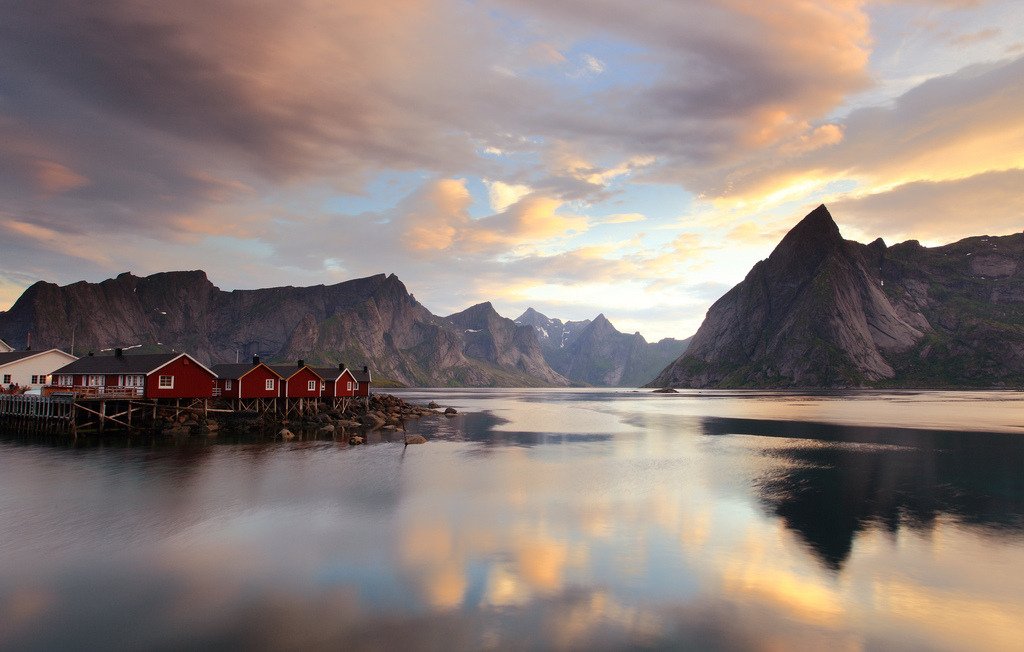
[0, 394, 74, 419]
[43, 386, 144, 400]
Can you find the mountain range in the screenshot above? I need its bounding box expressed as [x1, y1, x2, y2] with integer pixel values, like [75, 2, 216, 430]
[651, 205, 1024, 388]
[0, 270, 686, 387]
[515, 308, 690, 387]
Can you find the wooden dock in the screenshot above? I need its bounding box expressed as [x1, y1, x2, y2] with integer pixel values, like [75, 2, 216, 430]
[0, 394, 75, 434]
[1, 392, 331, 436]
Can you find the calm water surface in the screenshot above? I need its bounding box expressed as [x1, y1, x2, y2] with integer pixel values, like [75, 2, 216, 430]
[2, 389, 1024, 651]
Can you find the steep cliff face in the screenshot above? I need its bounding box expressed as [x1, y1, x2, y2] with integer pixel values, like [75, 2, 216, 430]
[651, 205, 1024, 388]
[516, 309, 690, 386]
[0, 272, 568, 387]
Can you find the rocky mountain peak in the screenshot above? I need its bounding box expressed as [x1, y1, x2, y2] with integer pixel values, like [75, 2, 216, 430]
[516, 307, 550, 325]
[771, 204, 843, 260]
[586, 313, 615, 336]
[650, 207, 1024, 389]
[446, 302, 501, 330]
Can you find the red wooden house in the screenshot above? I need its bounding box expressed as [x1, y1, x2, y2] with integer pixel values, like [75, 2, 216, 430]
[353, 365, 372, 397]
[270, 361, 324, 399]
[50, 350, 216, 399]
[211, 356, 282, 400]
[312, 364, 358, 398]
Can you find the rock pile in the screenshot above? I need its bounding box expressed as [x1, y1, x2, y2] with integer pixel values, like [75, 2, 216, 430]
[156, 394, 454, 442]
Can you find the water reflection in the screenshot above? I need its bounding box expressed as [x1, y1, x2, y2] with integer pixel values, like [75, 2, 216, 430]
[700, 416, 1024, 570]
[3, 391, 1024, 650]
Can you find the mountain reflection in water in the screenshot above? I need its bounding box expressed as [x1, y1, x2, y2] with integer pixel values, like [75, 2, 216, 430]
[2, 389, 1024, 651]
[700, 416, 1024, 571]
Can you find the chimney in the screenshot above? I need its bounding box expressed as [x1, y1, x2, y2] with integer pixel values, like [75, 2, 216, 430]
[88, 351, 94, 357]
[115, 348, 123, 358]
[338, 362, 347, 371]
[297, 359, 305, 367]
[363, 365, 368, 373]
[252, 354, 260, 366]
[26, 332, 31, 351]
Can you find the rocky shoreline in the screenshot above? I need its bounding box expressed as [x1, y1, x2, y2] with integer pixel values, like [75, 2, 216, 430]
[156, 393, 456, 444]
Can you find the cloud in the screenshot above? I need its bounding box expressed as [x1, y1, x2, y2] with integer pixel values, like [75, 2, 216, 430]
[485, 180, 533, 213]
[30, 160, 89, 195]
[0, 0, 1019, 344]
[830, 168, 1024, 241]
[949, 27, 1001, 45]
[708, 55, 1024, 208]
[0, 215, 113, 266]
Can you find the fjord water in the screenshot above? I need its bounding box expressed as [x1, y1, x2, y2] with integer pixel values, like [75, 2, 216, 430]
[2, 390, 1023, 650]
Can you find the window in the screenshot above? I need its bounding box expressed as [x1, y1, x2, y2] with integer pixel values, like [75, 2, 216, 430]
[31, 375, 39, 384]
[225, 379, 233, 391]
[346, 381, 352, 391]
[307, 380, 316, 391]
[265, 378, 275, 390]
[158, 375, 174, 389]
[2, 374, 10, 384]
[58, 375, 73, 387]
[320, 381, 326, 391]
[124, 375, 144, 387]
[88, 375, 105, 387]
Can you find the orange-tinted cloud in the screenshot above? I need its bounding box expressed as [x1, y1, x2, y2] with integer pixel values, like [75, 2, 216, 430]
[31, 160, 89, 195]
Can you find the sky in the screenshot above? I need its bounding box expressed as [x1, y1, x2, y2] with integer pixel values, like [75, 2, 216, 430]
[1, 0, 1022, 341]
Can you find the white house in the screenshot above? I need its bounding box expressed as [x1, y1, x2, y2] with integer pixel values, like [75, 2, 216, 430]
[0, 339, 13, 353]
[0, 349, 79, 390]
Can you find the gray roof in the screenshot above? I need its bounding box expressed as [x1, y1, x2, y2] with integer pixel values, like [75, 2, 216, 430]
[0, 349, 76, 369]
[0, 351, 44, 366]
[269, 365, 323, 380]
[311, 367, 353, 381]
[353, 368, 371, 382]
[211, 363, 282, 380]
[52, 353, 195, 376]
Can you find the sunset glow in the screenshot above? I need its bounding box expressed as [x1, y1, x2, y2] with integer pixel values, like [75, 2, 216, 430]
[2, 0, 1022, 339]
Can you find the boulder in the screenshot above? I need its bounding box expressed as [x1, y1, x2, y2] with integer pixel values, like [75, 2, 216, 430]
[444, 407, 458, 415]
[349, 435, 364, 445]
[279, 428, 295, 440]
[320, 424, 335, 434]
[404, 435, 427, 445]
[427, 401, 440, 409]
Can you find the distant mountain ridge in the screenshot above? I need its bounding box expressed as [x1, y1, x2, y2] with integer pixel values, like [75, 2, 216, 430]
[514, 308, 592, 352]
[651, 205, 1024, 388]
[0, 272, 567, 387]
[516, 308, 691, 386]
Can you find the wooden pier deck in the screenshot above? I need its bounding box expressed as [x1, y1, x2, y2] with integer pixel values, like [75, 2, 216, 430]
[1, 392, 335, 436]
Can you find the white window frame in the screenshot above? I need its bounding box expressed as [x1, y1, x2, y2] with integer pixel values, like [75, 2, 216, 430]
[346, 381, 352, 391]
[124, 374, 144, 388]
[320, 380, 326, 391]
[307, 380, 317, 391]
[58, 375, 73, 387]
[265, 378, 275, 391]
[225, 379, 233, 391]
[88, 375, 105, 387]
[158, 375, 174, 389]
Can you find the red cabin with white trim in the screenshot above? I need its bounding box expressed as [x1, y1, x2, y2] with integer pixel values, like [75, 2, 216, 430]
[271, 361, 324, 399]
[211, 358, 282, 399]
[353, 365, 372, 397]
[50, 350, 216, 399]
[312, 364, 358, 398]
